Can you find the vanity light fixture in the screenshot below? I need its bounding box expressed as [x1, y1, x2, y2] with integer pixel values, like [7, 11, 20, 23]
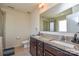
[38, 3, 45, 9]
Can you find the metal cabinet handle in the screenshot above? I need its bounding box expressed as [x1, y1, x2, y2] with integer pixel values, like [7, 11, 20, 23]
[34, 46, 36, 48]
[39, 43, 41, 45]
[44, 53, 45, 55]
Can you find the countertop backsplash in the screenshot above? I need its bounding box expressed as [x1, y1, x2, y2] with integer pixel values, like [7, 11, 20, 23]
[40, 32, 74, 41]
[40, 31, 79, 38]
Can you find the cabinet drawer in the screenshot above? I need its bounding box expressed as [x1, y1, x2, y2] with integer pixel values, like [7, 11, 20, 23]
[44, 43, 59, 55]
[37, 48, 43, 56]
[44, 50, 54, 56]
[44, 43, 76, 56]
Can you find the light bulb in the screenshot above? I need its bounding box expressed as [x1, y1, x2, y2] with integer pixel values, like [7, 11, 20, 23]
[38, 3, 45, 8]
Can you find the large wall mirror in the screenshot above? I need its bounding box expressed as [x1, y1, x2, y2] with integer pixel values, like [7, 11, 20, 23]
[40, 4, 79, 33]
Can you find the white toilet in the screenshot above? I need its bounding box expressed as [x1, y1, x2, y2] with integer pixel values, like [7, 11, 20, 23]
[22, 40, 29, 48]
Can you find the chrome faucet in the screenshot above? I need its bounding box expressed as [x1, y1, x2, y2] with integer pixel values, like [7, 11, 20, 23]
[71, 32, 79, 44]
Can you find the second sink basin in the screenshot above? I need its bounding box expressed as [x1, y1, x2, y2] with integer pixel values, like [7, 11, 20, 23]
[50, 40, 75, 48]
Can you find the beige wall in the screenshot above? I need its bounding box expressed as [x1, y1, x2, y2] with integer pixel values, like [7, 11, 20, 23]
[0, 9, 4, 36]
[30, 8, 40, 35]
[1, 8, 31, 48]
[0, 3, 55, 48]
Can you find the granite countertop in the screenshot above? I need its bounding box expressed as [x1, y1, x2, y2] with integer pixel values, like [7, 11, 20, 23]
[31, 35, 79, 55]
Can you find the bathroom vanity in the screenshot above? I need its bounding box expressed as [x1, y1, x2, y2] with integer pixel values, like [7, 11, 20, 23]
[29, 4, 79, 56]
[30, 36, 78, 56]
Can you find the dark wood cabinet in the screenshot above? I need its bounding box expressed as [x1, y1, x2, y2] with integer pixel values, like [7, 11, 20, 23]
[30, 37, 44, 56]
[30, 37, 37, 56]
[30, 37, 77, 56]
[37, 40, 44, 56]
[44, 43, 77, 56]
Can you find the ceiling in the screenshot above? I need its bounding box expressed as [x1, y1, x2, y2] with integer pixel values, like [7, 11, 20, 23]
[0, 3, 60, 14]
[0, 3, 59, 13]
[0, 3, 38, 13]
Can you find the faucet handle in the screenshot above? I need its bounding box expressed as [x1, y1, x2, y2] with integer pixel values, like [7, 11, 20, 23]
[73, 34, 77, 41]
[76, 38, 79, 44]
[59, 36, 65, 41]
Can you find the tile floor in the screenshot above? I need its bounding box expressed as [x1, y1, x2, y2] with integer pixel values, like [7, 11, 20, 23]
[14, 47, 31, 56]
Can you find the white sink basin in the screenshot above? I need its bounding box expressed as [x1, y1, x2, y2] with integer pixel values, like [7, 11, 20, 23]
[50, 40, 75, 48]
[34, 36, 52, 41]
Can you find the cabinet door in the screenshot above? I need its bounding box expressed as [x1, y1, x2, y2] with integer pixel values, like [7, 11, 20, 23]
[37, 47, 43, 56]
[37, 40, 44, 56]
[30, 37, 37, 56]
[44, 50, 54, 56]
[37, 40, 43, 48]
[30, 44, 36, 56]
